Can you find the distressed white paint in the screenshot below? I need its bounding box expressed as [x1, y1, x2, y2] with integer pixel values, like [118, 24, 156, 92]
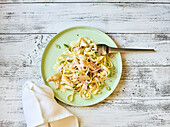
[0, 3, 170, 33]
[0, 33, 170, 126]
[0, 0, 170, 3]
[0, 1, 170, 127]
[0, 34, 169, 67]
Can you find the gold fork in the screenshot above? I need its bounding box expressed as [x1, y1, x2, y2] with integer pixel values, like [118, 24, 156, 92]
[95, 44, 155, 55]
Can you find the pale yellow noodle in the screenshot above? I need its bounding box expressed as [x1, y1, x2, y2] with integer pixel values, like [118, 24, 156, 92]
[47, 37, 114, 101]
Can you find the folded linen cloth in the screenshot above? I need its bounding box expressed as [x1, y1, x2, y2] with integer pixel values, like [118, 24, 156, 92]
[22, 81, 79, 127]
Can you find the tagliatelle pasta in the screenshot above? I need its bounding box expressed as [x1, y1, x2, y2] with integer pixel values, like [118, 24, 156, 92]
[47, 37, 115, 101]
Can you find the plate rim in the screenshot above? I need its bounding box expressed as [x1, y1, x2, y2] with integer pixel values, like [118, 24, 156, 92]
[41, 26, 122, 106]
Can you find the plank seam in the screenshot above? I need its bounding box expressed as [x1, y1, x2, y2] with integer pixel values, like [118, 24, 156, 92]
[1, 33, 170, 35]
[0, 2, 170, 4]
[2, 98, 170, 101]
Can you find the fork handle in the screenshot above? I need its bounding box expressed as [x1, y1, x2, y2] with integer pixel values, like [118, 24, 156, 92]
[109, 47, 155, 53]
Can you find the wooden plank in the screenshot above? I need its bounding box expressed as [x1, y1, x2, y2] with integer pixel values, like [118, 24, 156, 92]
[0, 71, 170, 125]
[0, 97, 170, 127]
[108, 33, 170, 66]
[0, 121, 26, 127]
[0, 2, 169, 127]
[0, 69, 169, 127]
[0, 34, 169, 67]
[66, 99, 170, 127]
[0, 0, 170, 3]
[0, 66, 169, 100]
[0, 3, 170, 33]
[0, 33, 169, 126]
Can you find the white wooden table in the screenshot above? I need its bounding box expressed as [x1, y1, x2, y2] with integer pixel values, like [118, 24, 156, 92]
[0, 0, 170, 127]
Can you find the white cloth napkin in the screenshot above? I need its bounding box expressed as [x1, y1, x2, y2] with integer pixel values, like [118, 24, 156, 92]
[22, 81, 79, 127]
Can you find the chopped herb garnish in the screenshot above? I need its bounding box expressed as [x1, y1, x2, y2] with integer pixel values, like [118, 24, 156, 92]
[87, 83, 90, 88]
[63, 55, 69, 58]
[109, 64, 116, 77]
[63, 44, 69, 49]
[67, 60, 72, 63]
[105, 86, 111, 91]
[55, 44, 61, 49]
[60, 61, 65, 64]
[100, 84, 104, 89]
[72, 85, 77, 88]
[92, 55, 101, 59]
[62, 83, 67, 85]
[96, 55, 101, 57]
[75, 70, 80, 74]
[80, 50, 84, 54]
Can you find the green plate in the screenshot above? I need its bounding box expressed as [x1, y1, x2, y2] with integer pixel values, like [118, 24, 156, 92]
[41, 26, 122, 106]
